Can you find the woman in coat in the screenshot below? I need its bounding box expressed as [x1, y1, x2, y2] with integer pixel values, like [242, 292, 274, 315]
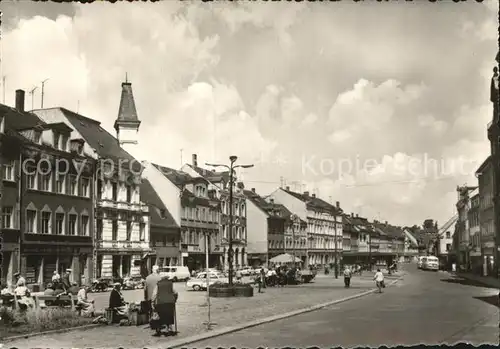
[150, 278, 178, 336]
[109, 283, 128, 319]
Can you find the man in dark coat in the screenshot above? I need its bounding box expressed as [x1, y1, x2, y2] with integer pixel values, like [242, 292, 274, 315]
[61, 269, 72, 292]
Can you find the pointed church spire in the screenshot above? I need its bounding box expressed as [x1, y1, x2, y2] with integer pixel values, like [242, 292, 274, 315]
[114, 77, 141, 132]
[114, 77, 141, 154]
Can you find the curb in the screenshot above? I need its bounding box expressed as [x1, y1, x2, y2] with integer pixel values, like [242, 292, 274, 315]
[168, 275, 404, 348]
[2, 323, 101, 343]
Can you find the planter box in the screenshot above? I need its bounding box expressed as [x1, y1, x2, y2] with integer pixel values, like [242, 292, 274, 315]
[209, 285, 253, 298]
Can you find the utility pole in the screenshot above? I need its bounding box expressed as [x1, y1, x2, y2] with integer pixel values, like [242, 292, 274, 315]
[40, 78, 49, 108]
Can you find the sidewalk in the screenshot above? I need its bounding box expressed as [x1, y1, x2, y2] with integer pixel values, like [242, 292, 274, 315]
[454, 271, 500, 289]
[4, 275, 386, 348]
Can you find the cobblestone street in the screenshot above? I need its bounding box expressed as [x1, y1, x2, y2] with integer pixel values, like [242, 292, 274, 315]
[5, 274, 384, 348]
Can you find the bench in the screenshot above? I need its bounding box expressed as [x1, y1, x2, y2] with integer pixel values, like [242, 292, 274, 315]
[34, 294, 79, 312]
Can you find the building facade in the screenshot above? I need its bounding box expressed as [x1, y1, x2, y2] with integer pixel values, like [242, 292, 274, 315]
[268, 187, 342, 268]
[1, 90, 95, 288]
[143, 163, 222, 271]
[455, 185, 479, 271]
[468, 193, 481, 273]
[140, 178, 180, 275]
[476, 156, 496, 276]
[33, 81, 151, 280]
[181, 154, 247, 270]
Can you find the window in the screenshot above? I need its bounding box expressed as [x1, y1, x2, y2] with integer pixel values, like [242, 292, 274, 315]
[196, 208, 199, 220]
[26, 210, 36, 233]
[140, 223, 145, 241]
[68, 214, 77, 235]
[81, 178, 90, 197]
[53, 132, 60, 149]
[446, 244, 451, 251]
[61, 135, 68, 151]
[126, 222, 132, 240]
[81, 215, 89, 236]
[96, 219, 103, 240]
[2, 207, 13, 228]
[112, 220, 118, 240]
[55, 213, 65, 235]
[112, 183, 118, 201]
[56, 175, 65, 194]
[68, 175, 77, 195]
[446, 231, 451, 239]
[40, 173, 51, 191]
[126, 186, 132, 203]
[26, 170, 37, 189]
[2, 161, 14, 181]
[41, 211, 51, 234]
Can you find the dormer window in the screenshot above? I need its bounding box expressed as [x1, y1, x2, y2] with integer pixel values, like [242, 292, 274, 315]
[61, 135, 68, 151]
[34, 131, 41, 144]
[53, 132, 60, 149]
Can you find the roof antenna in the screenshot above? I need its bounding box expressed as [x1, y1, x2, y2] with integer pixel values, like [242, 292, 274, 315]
[28, 86, 38, 111]
[125, 72, 128, 83]
[40, 78, 49, 108]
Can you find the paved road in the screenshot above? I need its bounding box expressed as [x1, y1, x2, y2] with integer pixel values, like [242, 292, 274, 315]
[187, 266, 499, 347]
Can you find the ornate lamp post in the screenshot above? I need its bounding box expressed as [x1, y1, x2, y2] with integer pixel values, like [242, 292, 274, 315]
[206, 156, 253, 286]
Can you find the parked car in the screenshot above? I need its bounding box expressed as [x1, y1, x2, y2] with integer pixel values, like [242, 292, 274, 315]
[186, 272, 229, 291]
[239, 267, 253, 276]
[122, 276, 145, 290]
[159, 266, 190, 282]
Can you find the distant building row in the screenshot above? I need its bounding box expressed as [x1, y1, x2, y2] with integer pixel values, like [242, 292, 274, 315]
[0, 81, 426, 289]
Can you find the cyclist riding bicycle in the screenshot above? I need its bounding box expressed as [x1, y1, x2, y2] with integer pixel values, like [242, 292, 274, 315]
[373, 268, 384, 293]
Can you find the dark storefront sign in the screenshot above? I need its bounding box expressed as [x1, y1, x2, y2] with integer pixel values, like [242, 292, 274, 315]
[97, 249, 146, 255]
[23, 245, 92, 255]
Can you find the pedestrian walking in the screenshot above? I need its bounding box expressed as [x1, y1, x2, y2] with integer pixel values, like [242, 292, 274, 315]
[260, 268, 266, 288]
[144, 265, 163, 316]
[373, 268, 384, 293]
[150, 277, 178, 336]
[343, 266, 352, 288]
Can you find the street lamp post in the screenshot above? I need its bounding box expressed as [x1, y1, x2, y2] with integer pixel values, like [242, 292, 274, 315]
[206, 156, 253, 287]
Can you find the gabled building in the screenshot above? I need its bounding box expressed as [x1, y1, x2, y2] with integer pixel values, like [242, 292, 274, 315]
[1, 90, 96, 288]
[401, 227, 420, 262]
[455, 185, 479, 271]
[142, 163, 222, 271]
[140, 179, 180, 274]
[243, 188, 307, 266]
[268, 187, 343, 267]
[33, 80, 151, 280]
[181, 154, 247, 270]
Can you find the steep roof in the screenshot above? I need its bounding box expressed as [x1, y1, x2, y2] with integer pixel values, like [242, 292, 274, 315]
[187, 164, 230, 183]
[282, 188, 342, 215]
[56, 107, 142, 173]
[140, 179, 179, 230]
[153, 164, 198, 188]
[0, 104, 46, 130]
[114, 81, 140, 131]
[244, 189, 301, 221]
[476, 156, 492, 175]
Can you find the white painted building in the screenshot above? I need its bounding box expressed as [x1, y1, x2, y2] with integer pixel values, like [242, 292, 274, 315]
[268, 187, 343, 267]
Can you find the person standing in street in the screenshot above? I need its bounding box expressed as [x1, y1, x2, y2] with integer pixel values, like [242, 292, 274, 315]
[343, 266, 352, 288]
[144, 265, 163, 315]
[260, 268, 266, 289]
[373, 268, 384, 293]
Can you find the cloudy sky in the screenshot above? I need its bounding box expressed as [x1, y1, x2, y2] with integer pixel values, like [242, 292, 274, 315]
[1, 1, 498, 227]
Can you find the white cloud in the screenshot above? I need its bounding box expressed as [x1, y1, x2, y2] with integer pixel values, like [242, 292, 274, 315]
[417, 114, 448, 135]
[329, 130, 352, 144]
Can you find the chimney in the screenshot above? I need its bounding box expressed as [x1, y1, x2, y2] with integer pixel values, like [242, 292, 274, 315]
[385, 221, 388, 225]
[351, 213, 354, 217]
[303, 191, 309, 198]
[311, 193, 316, 198]
[285, 186, 290, 191]
[192, 154, 198, 167]
[270, 198, 274, 204]
[336, 201, 340, 209]
[15, 89, 25, 112]
[356, 214, 359, 218]
[251, 188, 256, 193]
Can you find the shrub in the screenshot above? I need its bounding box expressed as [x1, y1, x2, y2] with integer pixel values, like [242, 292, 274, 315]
[0, 306, 93, 338]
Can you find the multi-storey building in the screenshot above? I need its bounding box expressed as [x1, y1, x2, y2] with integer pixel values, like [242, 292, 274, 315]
[140, 179, 181, 274]
[33, 80, 151, 280]
[476, 156, 496, 276]
[243, 188, 307, 266]
[268, 187, 343, 268]
[1, 90, 95, 288]
[487, 53, 500, 278]
[401, 227, 420, 263]
[468, 193, 481, 273]
[181, 154, 248, 270]
[455, 185, 479, 271]
[142, 163, 221, 271]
